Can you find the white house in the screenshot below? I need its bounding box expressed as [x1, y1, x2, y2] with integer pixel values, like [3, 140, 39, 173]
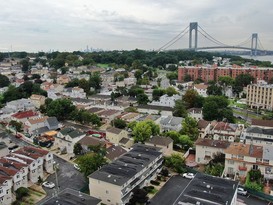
[149, 94, 180, 108]
[194, 83, 208, 97]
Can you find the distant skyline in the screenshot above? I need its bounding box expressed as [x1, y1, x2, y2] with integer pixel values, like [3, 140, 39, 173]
[0, 0, 272, 52]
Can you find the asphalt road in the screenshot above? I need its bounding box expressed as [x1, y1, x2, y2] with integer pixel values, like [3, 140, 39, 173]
[37, 155, 86, 205]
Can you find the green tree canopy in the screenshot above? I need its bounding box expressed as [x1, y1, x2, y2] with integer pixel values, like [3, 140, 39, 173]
[132, 121, 152, 143]
[173, 100, 187, 117]
[181, 117, 199, 141]
[152, 88, 165, 101]
[0, 74, 10, 88]
[166, 86, 178, 96]
[76, 153, 107, 177]
[164, 153, 186, 173]
[182, 89, 199, 109]
[112, 118, 127, 129]
[46, 98, 76, 121]
[89, 72, 102, 91]
[207, 84, 223, 96]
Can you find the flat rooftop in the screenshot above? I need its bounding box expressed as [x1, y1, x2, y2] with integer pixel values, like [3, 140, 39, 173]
[41, 188, 101, 205]
[174, 173, 238, 205]
[89, 144, 162, 186]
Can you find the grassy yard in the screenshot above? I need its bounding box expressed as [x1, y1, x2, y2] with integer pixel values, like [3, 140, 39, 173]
[233, 109, 262, 120]
[96, 63, 109, 68]
[229, 99, 248, 109]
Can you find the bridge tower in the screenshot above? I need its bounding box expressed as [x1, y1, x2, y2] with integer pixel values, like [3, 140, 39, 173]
[251, 33, 258, 56]
[189, 22, 198, 50]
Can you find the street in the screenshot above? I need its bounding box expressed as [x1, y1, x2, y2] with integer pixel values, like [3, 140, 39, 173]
[37, 155, 86, 205]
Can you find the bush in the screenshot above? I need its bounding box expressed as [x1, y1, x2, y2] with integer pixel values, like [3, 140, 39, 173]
[15, 187, 29, 200]
[161, 168, 169, 177]
[150, 180, 160, 186]
[143, 186, 155, 193]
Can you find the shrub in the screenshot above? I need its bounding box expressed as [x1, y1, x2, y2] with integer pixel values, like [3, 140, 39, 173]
[150, 180, 160, 186]
[15, 187, 29, 200]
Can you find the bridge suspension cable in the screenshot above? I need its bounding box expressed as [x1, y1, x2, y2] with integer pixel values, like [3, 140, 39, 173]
[198, 30, 227, 46]
[234, 36, 252, 47]
[257, 38, 265, 51]
[198, 25, 229, 47]
[157, 25, 189, 51]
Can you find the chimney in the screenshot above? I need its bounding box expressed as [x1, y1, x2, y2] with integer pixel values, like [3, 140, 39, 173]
[249, 143, 254, 155]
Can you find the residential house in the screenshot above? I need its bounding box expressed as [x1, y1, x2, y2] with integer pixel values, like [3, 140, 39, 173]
[24, 116, 60, 135]
[55, 127, 86, 155]
[115, 96, 138, 108]
[197, 120, 211, 138]
[89, 94, 112, 106]
[30, 94, 46, 108]
[241, 126, 273, 146]
[118, 112, 142, 123]
[210, 121, 243, 142]
[195, 138, 230, 164]
[0, 175, 13, 205]
[57, 75, 71, 85]
[105, 145, 127, 161]
[77, 136, 108, 153]
[97, 109, 122, 123]
[145, 136, 173, 156]
[0, 166, 23, 191]
[159, 116, 183, 132]
[224, 143, 273, 179]
[62, 87, 86, 99]
[136, 105, 173, 116]
[11, 110, 39, 124]
[194, 83, 208, 97]
[5, 98, 35, 113]
[187, 108, 203, 120]
[89, 144, 163, 205]
[149, 94, 180, 108]
[251, 119, 273, 129]
[106, 127, 131, 148]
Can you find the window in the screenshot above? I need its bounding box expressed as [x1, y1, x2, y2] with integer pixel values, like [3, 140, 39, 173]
[253, 165, 259, 170]
[32, 170, 36, 173]
[228, 160, 234, 164]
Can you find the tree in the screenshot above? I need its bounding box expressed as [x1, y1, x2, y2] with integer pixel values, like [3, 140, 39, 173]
[73, 143, 83, 155]
[152, 88, 165, 101]
[1, 85, 23, 103]
[173, 100, 187, 117]
[134, 69, 143, 80]
[129, 188, 149, 205]
[88, 144, 106, 156]
[9, 120, 23, 132]
[164, 153, 186, 173]
[207, 84, 223, 96]
[166, 86, 178, 96]
[164, 131, 193, 150]
[76, 153, 107, 177]
[46, 98, 76, 121]
[79, 79, 90, 94]
[15, 187, 29, 200]
[145, 120, 160, 136]
[132, 121, 152, 143]
[20, 59, 30, 72]
[183, 74, 191, 82]
[136, 93, 149, 105]
[203, 96, 234, 122]
[166, 72, 178, 83]
[205, 163, 224, 177]
[0, 74, 10, 88]
[89, 72, 102, 91]
[181, 117, 199, 141]
[233, 73, 254, 95]
[112, 118, 127, 129]
[182, 89, 199, 108]
[218, 76, 234, 86]
[71, 109, 101, 126]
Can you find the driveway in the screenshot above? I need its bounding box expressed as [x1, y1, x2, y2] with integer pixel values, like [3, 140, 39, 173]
[37, 155, 86, 205]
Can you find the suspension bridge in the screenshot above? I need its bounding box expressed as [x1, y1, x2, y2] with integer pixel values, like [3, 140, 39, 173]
[158, 22, 271, 56]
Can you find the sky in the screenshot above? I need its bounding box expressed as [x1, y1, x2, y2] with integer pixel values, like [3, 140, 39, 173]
[0, 0, 272, 52]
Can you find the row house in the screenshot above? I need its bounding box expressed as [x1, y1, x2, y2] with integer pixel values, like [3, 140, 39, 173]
[241, 126, 273, 146]
[149, 94, 180, 108]
[89, 144, 163, 205]
[195, 138, 230, 164]
[159, 116, 184, 132]
[210, 121, 243, 142]
[29, 94, 46, 108]
[224, 143, 273, 179]
[197, 120, 211, 138]
[0, 175, 13, 205]
[136, 105, 173, 116]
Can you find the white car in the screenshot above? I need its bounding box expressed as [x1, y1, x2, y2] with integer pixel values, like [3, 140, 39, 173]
[182, 173, 195, 179]
[74, 164, 80, 171]
[237, 187, 247, 196]
[42, 181, 55, 189]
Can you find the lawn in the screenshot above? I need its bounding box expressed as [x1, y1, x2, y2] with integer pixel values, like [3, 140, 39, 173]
[233, 109, 262, 120]
[96, 63, 109, 68]
[229, 99, 248, 109]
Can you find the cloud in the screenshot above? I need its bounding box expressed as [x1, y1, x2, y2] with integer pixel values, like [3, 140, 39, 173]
[0, 0, 272, 51]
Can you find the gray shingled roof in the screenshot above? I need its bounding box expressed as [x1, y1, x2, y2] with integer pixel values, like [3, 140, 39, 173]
[47, 117, 59, 128]
[146, 136, 173, 146]
[246, 127, 273, 135]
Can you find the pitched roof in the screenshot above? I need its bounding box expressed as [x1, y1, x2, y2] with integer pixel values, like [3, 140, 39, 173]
[194, 83, 208, 90]
[47, 117, 59, 128]
[12, 110, 38, 119]
[119, 137, 130, 144]
[137, 104, 173, 112]
[106, 127, 123, 135]
[198, 120, 210, 129]
[195, 138, 230, 149]
[145, 136, 173, 146]
[246, 127, 273, 135]
[252, 119, 273, 128]
[60, 127, 85, 139]
[187, 108, 202, 113]
[106, 145, 127, 161]
[225, 143, 263, 158]
[78, 136, 106, 147]
[214, 122, 237, 132]
[27, 116, 48, 125]
[0, 175, 12, 184]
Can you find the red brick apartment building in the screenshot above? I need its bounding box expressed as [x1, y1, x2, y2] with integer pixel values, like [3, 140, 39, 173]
[178, 65, 273, 83]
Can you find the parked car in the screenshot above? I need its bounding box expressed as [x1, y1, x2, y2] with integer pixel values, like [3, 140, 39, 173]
[182, 173, 195, 179]
[74, 164, 81, 171]
[237, 187, 247, 196]
[42, 181, 55, 189]
[8, 145, 19, 150]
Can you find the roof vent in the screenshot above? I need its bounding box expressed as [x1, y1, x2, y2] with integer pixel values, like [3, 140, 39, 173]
[108, 175, 111, 178]
[196, 202, 201, 205]
[206, 185, 210, 189]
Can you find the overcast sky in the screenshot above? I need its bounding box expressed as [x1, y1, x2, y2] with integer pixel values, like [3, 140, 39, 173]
[0, 0, 272, 52]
